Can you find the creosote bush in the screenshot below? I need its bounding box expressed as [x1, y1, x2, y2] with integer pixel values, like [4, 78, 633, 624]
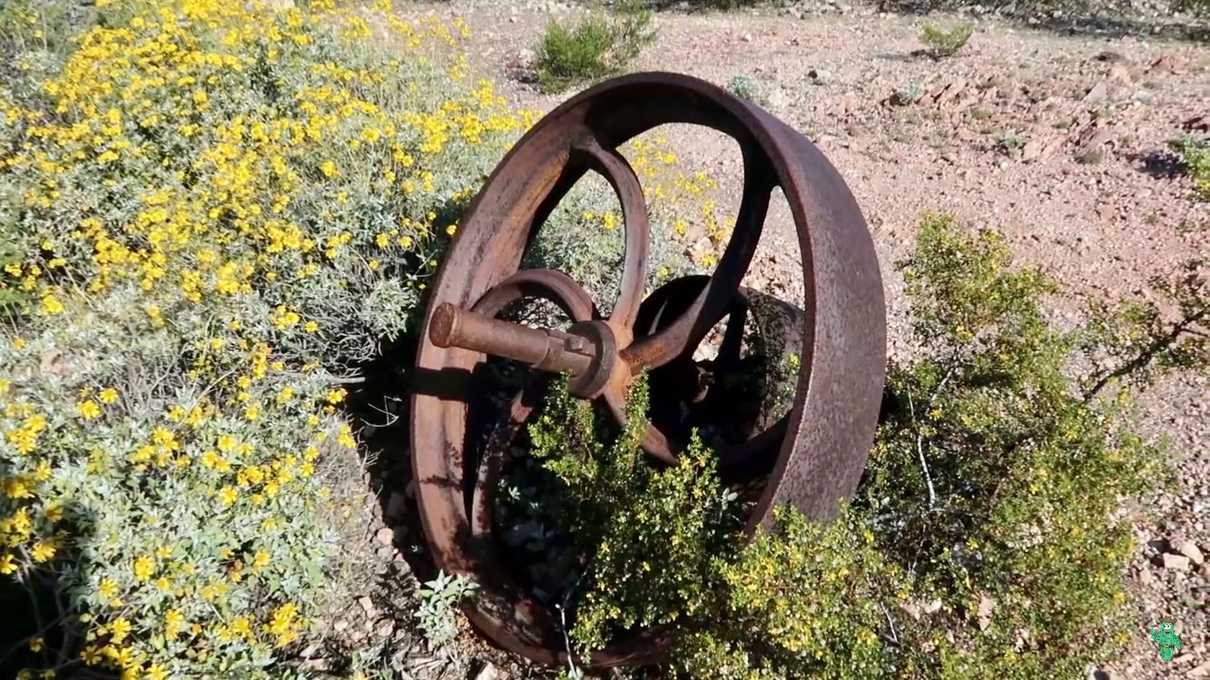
[1174, 136, 1210, 200]
[534, 0, 655, 93]
[521, 213, 1207, 678]
[919, 22, 974, 58]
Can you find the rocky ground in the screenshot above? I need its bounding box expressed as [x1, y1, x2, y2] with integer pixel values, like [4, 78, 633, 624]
[351, 1, 1209, 677]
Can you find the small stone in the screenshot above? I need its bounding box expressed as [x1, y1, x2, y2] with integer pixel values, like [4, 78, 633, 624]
[1075, 148, 1104, 165]
[1177, 540, 1205, 565]
[475, 662, 503, 680]
[358, 595, 376, 617]
[808, 68, 832, 84]
[1162, 553, 1191, 571]
[1189, 660, 1210, 678]
[741, 33, 753, 42]
[1093, 50, 1125, 63]
[1022, 138, 1045, 162]
[376, 527, 395, 546]
[977, 594, 996, 631]
[1082, 82, 1109, 105]
[1138, 567, 1155, 586]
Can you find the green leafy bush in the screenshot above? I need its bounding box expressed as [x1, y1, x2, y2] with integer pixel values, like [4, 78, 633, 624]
[726, 74, 766, 105]
[1174, 136, 1210, 200]
[920, 22, 974, 58]
[525, 378, 740, 654]
[535, 0, 655, 93]
[517, 213, 1201, 678]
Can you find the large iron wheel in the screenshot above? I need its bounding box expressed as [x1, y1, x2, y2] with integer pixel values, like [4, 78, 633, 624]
[409, 72, 886, 668]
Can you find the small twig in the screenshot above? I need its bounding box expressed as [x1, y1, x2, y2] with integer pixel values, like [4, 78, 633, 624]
[906, 391, 937, 510]
[359, 399, 399, 428]
[556, 571, 588, 679]
[879, 600, 900, 646]
[329, 375, 366, 385]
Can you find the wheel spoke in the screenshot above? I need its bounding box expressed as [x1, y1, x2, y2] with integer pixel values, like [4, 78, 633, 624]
[571, 138, 650, 332]
[715, 294, 749, 371]
[620, 150, 775, 372]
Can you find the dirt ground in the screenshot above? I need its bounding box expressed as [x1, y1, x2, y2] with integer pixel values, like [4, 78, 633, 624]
[384, 2, 1209, 677]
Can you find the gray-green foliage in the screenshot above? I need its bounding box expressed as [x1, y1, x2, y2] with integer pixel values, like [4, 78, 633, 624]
[415, 570, 479, 648]
[920, 22, 973, 58]
[726, 74, 766, 105]
[891, 82, 925, 106]
[534, 0, 656, 93]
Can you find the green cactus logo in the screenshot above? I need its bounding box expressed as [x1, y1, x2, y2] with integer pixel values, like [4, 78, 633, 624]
[1150, 622, 1182, 662]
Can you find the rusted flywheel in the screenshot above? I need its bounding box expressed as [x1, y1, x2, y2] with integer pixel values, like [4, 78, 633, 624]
[409, 72, 886, 668]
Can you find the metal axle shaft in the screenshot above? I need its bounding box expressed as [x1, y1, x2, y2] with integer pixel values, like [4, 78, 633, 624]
[428, 302, 596, 376]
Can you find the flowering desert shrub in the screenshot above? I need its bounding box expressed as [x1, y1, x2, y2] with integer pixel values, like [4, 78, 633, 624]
[0, 0, 549, 676]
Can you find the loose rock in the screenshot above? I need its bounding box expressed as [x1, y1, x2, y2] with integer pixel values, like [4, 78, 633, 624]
[1177, 540, 1205, 566]
[475, 662, 503, 680]
[1162, 553, 1191, 571]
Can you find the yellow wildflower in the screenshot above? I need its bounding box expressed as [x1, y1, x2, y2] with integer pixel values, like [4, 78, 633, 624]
[40, 293, 64, 314]
[132, 555, 154, 581]
[77, 399, 101, 419]
[98, 577, 119, 601]
[108, 616, 132, 644]
[31, 541, 55, 563]
[164, 609, 184, 637]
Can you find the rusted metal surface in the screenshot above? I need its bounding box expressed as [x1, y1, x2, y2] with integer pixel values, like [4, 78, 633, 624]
[409, 72, 886, 669]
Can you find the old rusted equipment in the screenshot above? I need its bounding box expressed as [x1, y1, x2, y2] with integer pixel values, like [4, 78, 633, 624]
[409, 72, 886, 668]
